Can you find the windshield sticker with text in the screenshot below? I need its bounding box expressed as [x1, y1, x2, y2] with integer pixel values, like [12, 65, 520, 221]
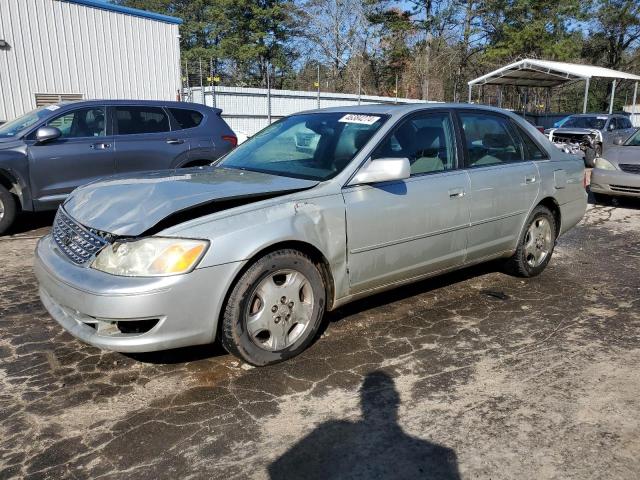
[338, 114, 381, 125]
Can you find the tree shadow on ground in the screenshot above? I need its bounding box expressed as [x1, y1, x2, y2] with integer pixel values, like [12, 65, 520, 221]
[269, 370, 461, 480]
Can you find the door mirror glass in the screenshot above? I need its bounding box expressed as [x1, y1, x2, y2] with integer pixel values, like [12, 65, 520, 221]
[350, 157, 410, 185]
[35, 126, 61, 144]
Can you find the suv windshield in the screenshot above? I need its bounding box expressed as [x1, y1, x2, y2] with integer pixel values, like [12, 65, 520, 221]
[0, 106, 55, 138]
[219, 112, 387, 181]
[562, 116, 606, 130]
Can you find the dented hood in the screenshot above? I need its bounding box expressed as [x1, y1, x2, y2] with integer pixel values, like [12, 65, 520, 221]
[63, 167, 318, 236]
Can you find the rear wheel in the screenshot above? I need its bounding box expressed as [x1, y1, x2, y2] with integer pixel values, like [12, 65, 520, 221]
[220, 249, 326, 366]
[505, 206, 556, 278]
[0, 185, 17, 235]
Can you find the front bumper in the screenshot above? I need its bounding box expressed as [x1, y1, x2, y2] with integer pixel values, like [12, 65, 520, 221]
[34, 235, 243, 352]
[590, 168, 640, 197]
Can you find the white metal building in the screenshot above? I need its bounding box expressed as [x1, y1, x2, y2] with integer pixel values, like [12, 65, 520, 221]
[0, 0, 182, 123]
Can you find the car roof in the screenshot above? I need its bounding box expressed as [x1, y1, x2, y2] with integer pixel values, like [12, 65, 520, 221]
[56, 99, 217, 111]
[298, 102, 519, 117]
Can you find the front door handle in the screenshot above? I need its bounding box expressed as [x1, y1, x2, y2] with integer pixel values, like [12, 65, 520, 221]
[525, 175, 537, 184]
[448, 188, 465, 199]
[166, 138, 184, 145]
[90, 143, 111, 150]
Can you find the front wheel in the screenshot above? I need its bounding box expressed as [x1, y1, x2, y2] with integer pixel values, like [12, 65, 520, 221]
[0, 185, 17, 235]
[505, 206, 557, 278]
[220, 249, 326, 366]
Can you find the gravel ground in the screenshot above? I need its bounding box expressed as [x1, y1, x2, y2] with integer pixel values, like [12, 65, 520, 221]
[0, 199, 639, 480]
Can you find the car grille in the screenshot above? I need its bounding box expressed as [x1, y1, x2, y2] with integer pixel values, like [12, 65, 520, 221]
[52, 209, 109, 265]
[619, 164, 640, 174]
[610, 185, 640, 193]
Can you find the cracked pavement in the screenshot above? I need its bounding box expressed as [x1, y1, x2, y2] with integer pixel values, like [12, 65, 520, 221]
[1, 201, 639, 479]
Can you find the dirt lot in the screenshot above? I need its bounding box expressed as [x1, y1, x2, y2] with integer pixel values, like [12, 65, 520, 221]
[1, 199, 639, 480]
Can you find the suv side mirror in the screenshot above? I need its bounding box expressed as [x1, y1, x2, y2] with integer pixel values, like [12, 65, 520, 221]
[349, 157, 410, 185]
[35, 126, 61, 144]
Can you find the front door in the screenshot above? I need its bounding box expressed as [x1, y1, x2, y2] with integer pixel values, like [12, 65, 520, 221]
[27, 106, 114, 210]
[343, 111, 470, 293]
[457, 110, 540, 261]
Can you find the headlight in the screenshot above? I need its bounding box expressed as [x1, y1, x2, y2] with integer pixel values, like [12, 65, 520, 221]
[594, 158, 616, 170]
[92, 237, 209, 277]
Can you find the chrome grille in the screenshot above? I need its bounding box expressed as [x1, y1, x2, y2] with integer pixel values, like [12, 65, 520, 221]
[52, 209, 109, 265]
[619, 164, 640, 174]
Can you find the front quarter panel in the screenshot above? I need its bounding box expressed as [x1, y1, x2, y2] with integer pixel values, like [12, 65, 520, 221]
[164, 192, 349, 304]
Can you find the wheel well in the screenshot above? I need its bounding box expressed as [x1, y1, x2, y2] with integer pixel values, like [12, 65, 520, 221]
[217, 241, 337, 336]
[180, 159, 211, 168]
[537, 197, 561, 236]
[0, 170, 23, 209]
[0, 171, 16, 191]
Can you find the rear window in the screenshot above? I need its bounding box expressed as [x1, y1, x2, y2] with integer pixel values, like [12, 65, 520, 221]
[169, 108, 204, 129]
[115, 106, 170, 135]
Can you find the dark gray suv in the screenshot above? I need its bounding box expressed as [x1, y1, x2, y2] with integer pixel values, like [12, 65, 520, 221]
[0, 100, 237, 234]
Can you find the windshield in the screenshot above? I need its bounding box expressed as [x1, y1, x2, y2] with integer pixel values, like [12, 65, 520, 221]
[625, 129, 640, 146]
[219, 112, 387, 181]
[562, 116, 606, 130]
[0, 106, 55, 138]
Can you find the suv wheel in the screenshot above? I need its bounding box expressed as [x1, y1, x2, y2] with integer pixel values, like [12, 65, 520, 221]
[0, 185, 17, 235]
[505, 205, 556, 278]
[220, 249, 326, 366]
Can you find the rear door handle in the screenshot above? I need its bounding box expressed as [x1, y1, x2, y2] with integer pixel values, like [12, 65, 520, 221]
[90, 143, 111, 150]
[448, 188, 465, 199]
[166, 138, 184, 145]
[525, 175, 537, 184]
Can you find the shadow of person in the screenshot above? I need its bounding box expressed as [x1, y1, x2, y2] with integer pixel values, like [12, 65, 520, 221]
[269, 371, 460, 480]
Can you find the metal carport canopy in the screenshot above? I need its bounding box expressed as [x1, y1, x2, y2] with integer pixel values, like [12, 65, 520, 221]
[467, 58, 640, 114]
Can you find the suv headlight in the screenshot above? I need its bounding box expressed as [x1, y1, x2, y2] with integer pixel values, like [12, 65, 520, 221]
[92, 237, 209, 277]
[594, 158, 616, 170]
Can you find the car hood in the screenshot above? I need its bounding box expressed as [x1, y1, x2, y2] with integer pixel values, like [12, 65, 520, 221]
[604, 145, 640, 165]
[548, 128, 599, 135]
[63, 167, 319, 236]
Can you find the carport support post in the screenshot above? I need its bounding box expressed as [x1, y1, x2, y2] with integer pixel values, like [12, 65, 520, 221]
[632, 81, 638, 124]
[583, 78, 590, 113]
[609, 79, 617, 114]
[468, 84, 472, 103]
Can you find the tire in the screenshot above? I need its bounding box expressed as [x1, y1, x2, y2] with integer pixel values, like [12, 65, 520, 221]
[584, 144, 601, 168]
[504, 205, 557, 278]
[220, 249, 326, 366]
[0, 185, 17, 235]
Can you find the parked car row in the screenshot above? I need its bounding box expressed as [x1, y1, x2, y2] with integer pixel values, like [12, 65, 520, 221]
[0, 100, 237, 233]
[34, 103, 588, 366]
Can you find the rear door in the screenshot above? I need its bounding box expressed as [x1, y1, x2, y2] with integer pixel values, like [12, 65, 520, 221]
[343, 110, 470, 292]
[27, 105, 114, 209]
[167, 107, 214, 165]
[457, 110, 540, 262]
[112, 105, 190, 173]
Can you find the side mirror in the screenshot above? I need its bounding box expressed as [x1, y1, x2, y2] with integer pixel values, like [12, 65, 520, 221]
[349, 157, 410, 185]
[613, 137, 625, 146]
[35, 126, 61, 144]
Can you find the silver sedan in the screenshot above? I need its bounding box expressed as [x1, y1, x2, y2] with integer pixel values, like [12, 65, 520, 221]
[35, 104, 587, 366]
[591, 128, 640, 200]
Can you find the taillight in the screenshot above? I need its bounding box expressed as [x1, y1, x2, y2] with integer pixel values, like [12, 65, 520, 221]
[536, 126, 545, 133]
[222, 135, 237, 147]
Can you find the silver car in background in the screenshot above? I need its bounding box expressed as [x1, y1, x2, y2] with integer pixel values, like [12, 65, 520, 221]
[591, 128, 640, 201]
[35, 104, 587, 366]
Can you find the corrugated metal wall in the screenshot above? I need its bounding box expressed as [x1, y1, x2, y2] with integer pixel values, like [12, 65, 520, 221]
[0, 0, 181, 122]
[186, 86, 430, 136]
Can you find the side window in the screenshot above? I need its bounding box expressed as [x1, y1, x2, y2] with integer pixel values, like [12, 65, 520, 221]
[619, 117, 633, 129]
[372, 112, 456, 175]
[115, 106, 170, 135]
[169, 108, 204, 130]
[608, 118, 618, 131]
[459, 112, 523, 167]
[516, 126, 548, 160]
[47, 107, 106, 138]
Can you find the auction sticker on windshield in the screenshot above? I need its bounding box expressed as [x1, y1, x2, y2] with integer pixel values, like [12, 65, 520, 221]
[339, 114, 381, 125]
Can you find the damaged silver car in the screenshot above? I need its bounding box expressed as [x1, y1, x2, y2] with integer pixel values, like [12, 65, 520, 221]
[545, 114, 635, 167]
[35, 105, 587, 366]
